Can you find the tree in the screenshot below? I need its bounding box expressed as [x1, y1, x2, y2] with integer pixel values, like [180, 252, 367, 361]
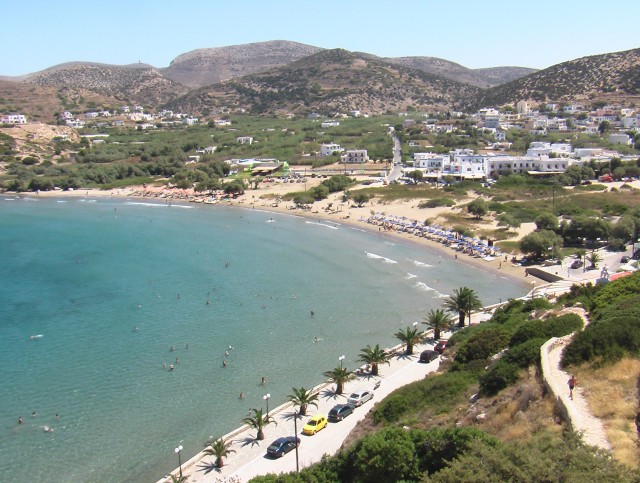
[292, 192, 315, 208]
[598, 120, 611, 135]
[586, 250, 601, 270]
[287, 387, 319, 416]
[352, 192, 371, 207]
[443, 287, 482, 328]
[519, 230, 563, 259]
[358, 344, 390, 376]
[242, 408, 275, 440]
[408, 169, 424, 184]
[203, 437, 236, 468]
[394, 326, 422, 355]
[467, 198, 488, 219]
[423, 309, 453, 340]
[251, 176, 264, 189]
[535, 212, 559, 232]
[323, 367, 354, 395]
[223, 179, 245, 196]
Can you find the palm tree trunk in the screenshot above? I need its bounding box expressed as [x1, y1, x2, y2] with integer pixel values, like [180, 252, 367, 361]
[257, 429, 264, 440]
[300, 404, 307, 416]
[407, 343, 413, 355]
[372, 363, 379, 376]
[458, 311, 465, 328]
[217, 457, 224, 468]
[336, 382, 343, 394]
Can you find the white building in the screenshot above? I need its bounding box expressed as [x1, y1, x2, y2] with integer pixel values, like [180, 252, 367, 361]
[236, 136, 254, 145]
[609, 133, 632, 145]
[413, 153, 450, 170]
[341, 149, 368, 164]
[1, 114, 27, 124]
[320, 143, 344, 156]
[214, 119, 231, 126]
[321, 121, 340, 128]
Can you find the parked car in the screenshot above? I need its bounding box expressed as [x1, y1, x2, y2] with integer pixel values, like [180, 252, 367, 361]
[570, 260, 583, 269]
[266, 436, 300, 458]
[620, 256, 630, 263]
[434, 340, 448, 354]
[419, 349, 438, 363]
[328, 403, 354, 422]
[347, 390, 374, 407]
[302, 414, 327, 435]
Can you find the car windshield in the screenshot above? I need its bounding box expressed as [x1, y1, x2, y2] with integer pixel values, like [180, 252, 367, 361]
[268, 443, 279, 450]
[349, 394, 359, 399]
[307, 420, 317, 426]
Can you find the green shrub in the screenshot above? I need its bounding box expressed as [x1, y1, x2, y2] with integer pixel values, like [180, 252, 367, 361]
[504, 337, 547, 368]
[479, 359, 521, 395]
[454, 327, 510, 366]
[509, 314, 583, 347]
[419, 198, 456, 208]
[373, 395, 410, 424]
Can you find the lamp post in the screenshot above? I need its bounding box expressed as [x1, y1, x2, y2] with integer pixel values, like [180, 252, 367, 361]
[293, 410, 300, 473]
[174, 444, 183, 480]
[338, 355, 345, 370]
[263, 393, 271, 416]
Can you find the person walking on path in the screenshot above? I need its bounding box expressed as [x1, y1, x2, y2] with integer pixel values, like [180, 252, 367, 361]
[568, 375, 577, 399]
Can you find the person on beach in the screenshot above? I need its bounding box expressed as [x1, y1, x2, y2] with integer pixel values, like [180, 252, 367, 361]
[568, 375, 577, 399]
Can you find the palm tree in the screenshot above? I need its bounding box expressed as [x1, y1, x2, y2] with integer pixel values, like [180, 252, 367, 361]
[203, 437, 236, 468]
[287, 387, 319, 416]
[394, 326, 421, 355]
[423, 308, 453, 340]
[443, 287, 483, 327]
[358, 344, 390, 376]
[586, 250, 601, 270]
[323, 367, 354, 395]
[242, 408, 275, 441]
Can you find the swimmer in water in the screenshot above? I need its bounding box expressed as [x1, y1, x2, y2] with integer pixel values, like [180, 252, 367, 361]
[311, 309, 315, 316]
[18, 416, 23, 425]
[170, 346, 175, 352]
[261, 377, 266, 385]
[169, 364, 175, 371]
[239, 392, 245, 399]
[223, 360, 227, 367]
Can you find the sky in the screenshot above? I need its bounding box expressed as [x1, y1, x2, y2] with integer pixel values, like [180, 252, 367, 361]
[3, 0, 640, 76]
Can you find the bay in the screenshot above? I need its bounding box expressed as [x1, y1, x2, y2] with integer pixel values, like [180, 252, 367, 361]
[0, 196, 528, 482]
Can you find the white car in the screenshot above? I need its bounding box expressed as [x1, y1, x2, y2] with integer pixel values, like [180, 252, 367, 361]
[347, 390, 374, 407]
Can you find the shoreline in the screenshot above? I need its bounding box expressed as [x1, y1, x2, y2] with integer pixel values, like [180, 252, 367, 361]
[15, 185, 535, 289]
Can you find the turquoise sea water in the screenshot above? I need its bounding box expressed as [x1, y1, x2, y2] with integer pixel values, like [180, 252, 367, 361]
[0, 196, 528, 482]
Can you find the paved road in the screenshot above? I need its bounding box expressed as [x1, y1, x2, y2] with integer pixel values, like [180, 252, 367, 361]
[166, 338, 442, 483]
[386, 133, 404, 182]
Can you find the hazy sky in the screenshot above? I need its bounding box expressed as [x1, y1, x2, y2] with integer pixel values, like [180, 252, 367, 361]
[3, 0, 639, 76]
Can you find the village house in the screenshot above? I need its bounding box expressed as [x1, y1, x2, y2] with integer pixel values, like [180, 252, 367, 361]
[236, 136, 254, 145]
[341, 149, 368, 164]
[1, 114, 27, 124]
[321, 121, 340, 128]
[320, 143, 344, 156]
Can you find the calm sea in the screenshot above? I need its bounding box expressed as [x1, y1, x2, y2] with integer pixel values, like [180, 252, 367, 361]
[0, 196, 528, 482]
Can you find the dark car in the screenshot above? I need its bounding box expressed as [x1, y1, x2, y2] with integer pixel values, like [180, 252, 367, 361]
[434, 340, 448, 354]
[419, 349, 438, 363]
[266, 436, 300, 458]
[570, 259, 583, 269]
[328, 403, 354, 422]
[621, 256, 630, 263]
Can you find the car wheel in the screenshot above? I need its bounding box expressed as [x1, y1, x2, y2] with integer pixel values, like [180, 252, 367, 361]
[280, 451, 285, 458]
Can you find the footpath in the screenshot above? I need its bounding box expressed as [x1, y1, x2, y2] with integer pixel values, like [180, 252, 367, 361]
[540, 307, 611, 450]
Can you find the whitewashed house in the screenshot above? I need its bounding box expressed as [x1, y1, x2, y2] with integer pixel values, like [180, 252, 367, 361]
[321, 121, 340, 128]
[341, 149, 368, 164]
[1, 114, 27, 124]
[237, 136, 254, 145]
[609, 133, 632, 145]
[320, 143, 344, 156]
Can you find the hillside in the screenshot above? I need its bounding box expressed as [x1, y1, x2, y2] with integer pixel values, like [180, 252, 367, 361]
[164, 49, 482, 116]
[25, 63, 189, 106]
[474, 47, 640, 108]
[375, 55, 537, 87]
[0, 79, 125, 123]
[160, 40, 324, 87]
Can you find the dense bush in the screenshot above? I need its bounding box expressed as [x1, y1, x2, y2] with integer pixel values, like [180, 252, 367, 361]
[509, 314, 583, 347]
[453, 327, 510, 366]
[418, 198, 456, 208]
[479, 358, 521, 395]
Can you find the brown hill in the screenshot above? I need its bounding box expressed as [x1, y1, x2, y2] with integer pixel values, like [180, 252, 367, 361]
[25, 63, 189, 107]
[164, 48, 481, 116]
[161, 40, 324, 88]
[368, 55, 537, 87]
[0, 79, 124, 123]
[474, 47, 640, 108]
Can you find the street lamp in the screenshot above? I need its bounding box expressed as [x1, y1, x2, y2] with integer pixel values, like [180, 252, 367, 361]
[263, 393, 271, 416]
[174, 444, 183, 480]
[293, 410, 300, 473]
[338, 355, 345, 370]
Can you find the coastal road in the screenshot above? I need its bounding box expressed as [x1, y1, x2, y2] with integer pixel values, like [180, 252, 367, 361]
[386, 133, 404, 182]
[171, 339, 442, 483]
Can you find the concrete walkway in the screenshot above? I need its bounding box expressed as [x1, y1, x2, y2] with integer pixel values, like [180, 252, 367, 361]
[541, 308, 611, 450]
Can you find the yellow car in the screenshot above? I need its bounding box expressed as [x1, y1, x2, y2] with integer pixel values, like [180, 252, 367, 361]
[302, 414, 327, 435]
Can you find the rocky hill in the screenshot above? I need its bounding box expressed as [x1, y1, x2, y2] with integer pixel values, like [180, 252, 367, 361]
[161, 40, 324, 88]
[164, 48, 481, 116]
[369, 55, 537, 88]
[474, 47, 640, 108]
[26, 63, 189, 106]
